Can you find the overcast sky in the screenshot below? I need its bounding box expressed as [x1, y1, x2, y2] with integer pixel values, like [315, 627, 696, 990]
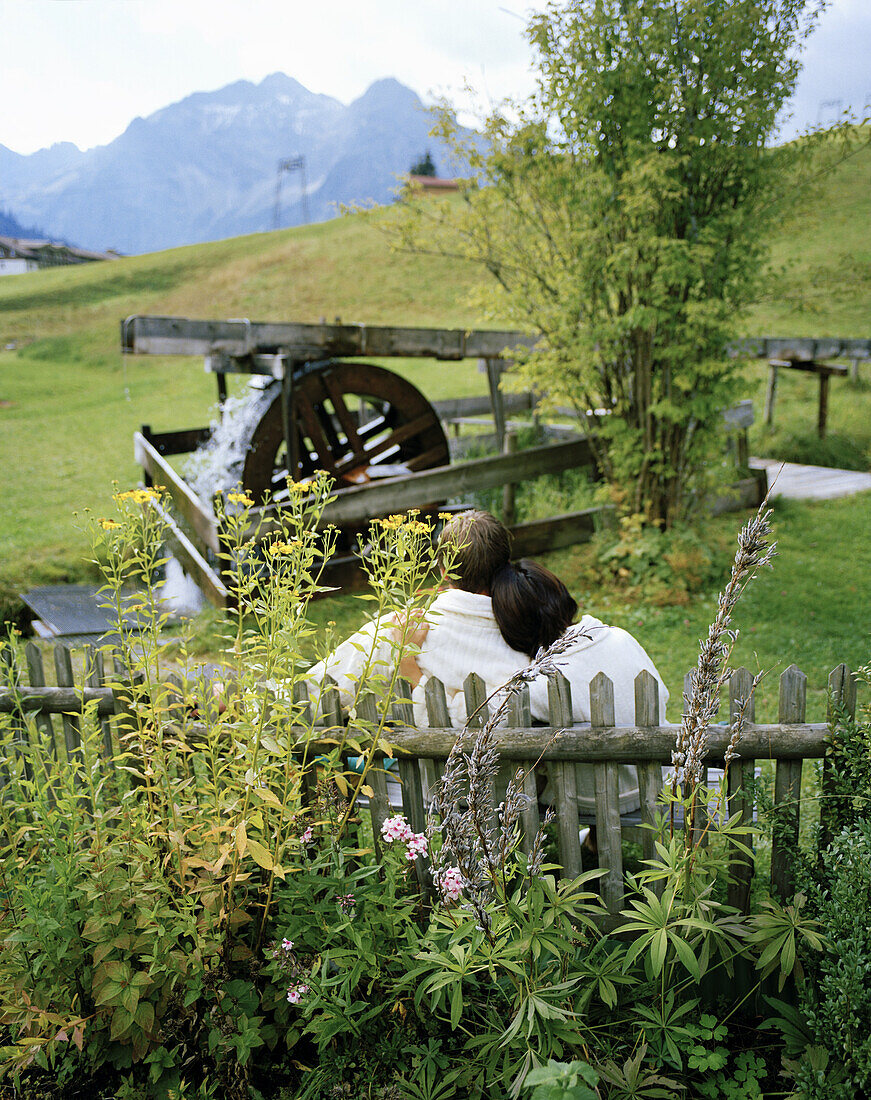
[2, 0, 869, 157]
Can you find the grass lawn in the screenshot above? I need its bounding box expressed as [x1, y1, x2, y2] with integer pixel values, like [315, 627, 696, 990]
[292, 491, 871, 724]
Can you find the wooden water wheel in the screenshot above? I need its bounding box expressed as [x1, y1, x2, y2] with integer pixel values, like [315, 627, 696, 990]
[238, 360, 450, 505]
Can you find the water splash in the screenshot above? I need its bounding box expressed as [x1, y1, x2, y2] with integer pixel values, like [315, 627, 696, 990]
[183, 384, 277, 506]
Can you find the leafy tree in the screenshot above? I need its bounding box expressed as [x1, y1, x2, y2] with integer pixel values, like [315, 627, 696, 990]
[394, 0, 826, 525]
[409, 149, 437, 177]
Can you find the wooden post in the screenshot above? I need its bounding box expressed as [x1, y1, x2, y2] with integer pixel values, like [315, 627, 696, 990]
[25, 642, 58, 804]
[0, 642, 28, 788]
[86, 645, 115, 767]
[819, 663, 858, 848]
[817, 369, 830, 440]
[547, 671, 582, 880]
[591, 672, 623, 914]
[53, 644, 83, 774]
[506, 685, 539, 855]
[356, 692, 390, 858]
[502, 427, 517, 527]
[727, 668, 756, 913]
[484, 357, 507, 451]
[771, 665, 806, 900]
[634, 670, 663, 893]
[850, 358, 860, 383]
[764, 361, 779, 428]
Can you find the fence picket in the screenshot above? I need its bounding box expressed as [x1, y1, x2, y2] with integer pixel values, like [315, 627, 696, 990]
[820, 664, 858, 847]
[727, 668, 756, 913]
[355, 692, 390, 856]
[591, 672, 623, 914]
[547, 672, 581, 879]
[771, 665, 807, 899]
[24, 642, 57, 806]
[634, 670, 663, 893]
[53, 644, 83, 775]
[507, 684, 539, 855]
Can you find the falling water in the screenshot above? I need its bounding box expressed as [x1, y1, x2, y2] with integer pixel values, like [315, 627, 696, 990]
[183, 385, 276, 506]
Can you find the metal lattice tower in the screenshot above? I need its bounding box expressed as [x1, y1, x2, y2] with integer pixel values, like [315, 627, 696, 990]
[273, 156, 309, 230]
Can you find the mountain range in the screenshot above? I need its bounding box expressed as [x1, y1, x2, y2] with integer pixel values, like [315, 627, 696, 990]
[0, 74, 462, 255]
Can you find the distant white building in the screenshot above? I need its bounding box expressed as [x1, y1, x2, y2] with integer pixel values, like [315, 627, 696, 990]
[0, 237, 118, 276]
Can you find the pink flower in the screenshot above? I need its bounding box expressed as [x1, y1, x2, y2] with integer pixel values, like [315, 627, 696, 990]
[286, 982, 310, 1005]
[404, 832, 428, 861]
[437, 866, 464, 902]
[300, 826, 313, 845]
[281, 938, 294, 952]
[380, 814, 414, 843]
[337, 893, 355, 913]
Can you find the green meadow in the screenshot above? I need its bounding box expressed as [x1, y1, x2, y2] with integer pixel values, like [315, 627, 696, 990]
[1, 137, 870, 707]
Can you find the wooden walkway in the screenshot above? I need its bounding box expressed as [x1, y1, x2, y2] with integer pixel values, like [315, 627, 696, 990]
[750, 457, 871, 501]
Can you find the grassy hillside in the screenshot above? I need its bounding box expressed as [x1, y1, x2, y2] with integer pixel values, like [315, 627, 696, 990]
[1, 137, 870, 616]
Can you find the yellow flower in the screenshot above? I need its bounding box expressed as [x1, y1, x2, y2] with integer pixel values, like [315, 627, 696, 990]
[438, 512, 453, 521]
[267, 539, 301, 556]
[286, 479, 313, 496]
[98, 518, 121, 530]
[115, 487, 160, 505]
[227, 491, 255, 507]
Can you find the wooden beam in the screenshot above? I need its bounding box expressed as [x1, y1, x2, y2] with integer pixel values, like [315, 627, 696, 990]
[274, 722, 828, 761]
[134, 431, 220, 554]
[315, 438, 596, 526]
[148, 496, 229, 609]
[121, 315, 536, 361]
[508, 508, 606, 556]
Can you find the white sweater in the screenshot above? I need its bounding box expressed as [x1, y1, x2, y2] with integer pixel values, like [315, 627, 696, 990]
[528, 614, 669, 726]
[305, 588, 531, 727]
[526, 615, 669, 813]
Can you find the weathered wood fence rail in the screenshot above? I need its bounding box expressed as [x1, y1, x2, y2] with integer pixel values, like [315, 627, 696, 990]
[1, 641, 857, 921]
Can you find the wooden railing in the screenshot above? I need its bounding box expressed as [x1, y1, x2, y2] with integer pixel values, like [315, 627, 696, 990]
[1, 641, 857, 919]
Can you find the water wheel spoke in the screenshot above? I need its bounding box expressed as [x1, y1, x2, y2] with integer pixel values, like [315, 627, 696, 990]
[294, 391, 340, 475]
[335, 412, 437, 474]
[321, 372, 365, 456]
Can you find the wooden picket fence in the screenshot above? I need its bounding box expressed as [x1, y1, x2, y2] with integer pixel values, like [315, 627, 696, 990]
[0, 640, 859, 920]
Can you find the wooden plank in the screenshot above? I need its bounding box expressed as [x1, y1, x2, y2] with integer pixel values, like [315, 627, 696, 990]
[0, 643, 29, 788]
[591, 673, 623, 914]
[433, 392, 535, 421]
[121, 315, 536, 361]
[148, 495, 229, 609]
[424, 677, 451, 728]
[133, 431, 219, 553]
[269, 721, 830, 762]
[819, 663, 858, 848]
[548, 672, 583, 880]
[764, 362, 778, 427]
[141, 425, 213, 458]
[356, 693, 390, 856]
[24, 642, 58, 759]
[315, 674, 342, 729]
[311, 438, 596, 526]
[53, 644, 83, 779]
[634, 670, 662, 880]
[727, 668, 755, 913]
[508, 508, 609, 556]
[463, 673, 489, 729]
[771, 665, 807, 900]
[86, 645, 115, 766]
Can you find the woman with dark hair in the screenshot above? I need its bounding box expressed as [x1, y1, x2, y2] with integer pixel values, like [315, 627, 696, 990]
[490, 559, 669, 816]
